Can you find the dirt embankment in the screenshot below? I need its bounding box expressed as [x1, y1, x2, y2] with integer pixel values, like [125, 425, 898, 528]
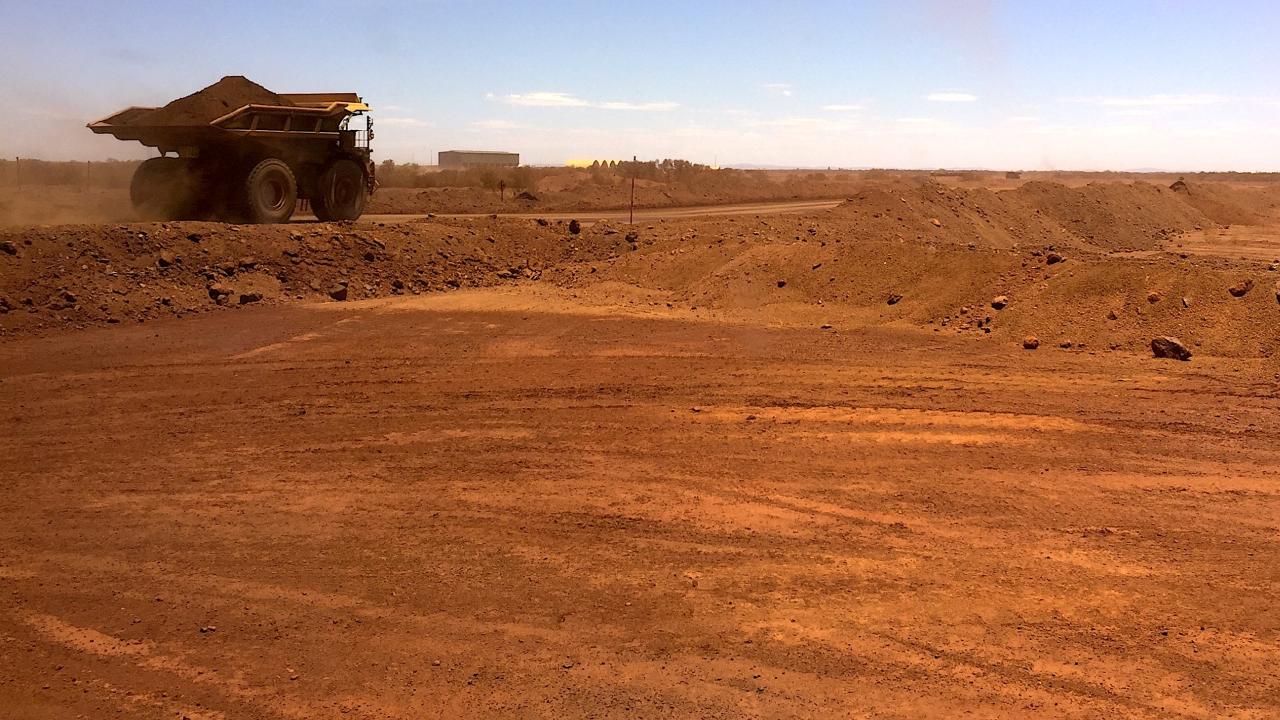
[1168, 178, 1280, 225]
[0, 218, 630, 335]
[554, 214, 1277, 358]
[1009, 181, 1211, 251]
[366, 174, 863, 216]
[4, 179, 1278, 358]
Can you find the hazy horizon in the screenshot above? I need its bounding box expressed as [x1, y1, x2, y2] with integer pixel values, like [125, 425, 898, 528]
[5, 0, 1280, 171]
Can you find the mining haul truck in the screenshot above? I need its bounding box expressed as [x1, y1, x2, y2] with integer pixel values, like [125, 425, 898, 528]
[89, 77, 375, 224]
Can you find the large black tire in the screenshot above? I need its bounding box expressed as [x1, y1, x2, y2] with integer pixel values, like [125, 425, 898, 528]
[312, 159, 367, 222]
[130, 157, 204, 221]
[242, 158, 297, 224]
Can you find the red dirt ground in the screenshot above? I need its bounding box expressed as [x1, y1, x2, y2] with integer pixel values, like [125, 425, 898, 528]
[1, 290, 1278, 718]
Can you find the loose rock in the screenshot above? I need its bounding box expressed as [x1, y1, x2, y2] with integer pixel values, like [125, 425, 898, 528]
[567, 220, 582, 235]
[1228, 279, 1254, 298]
[1022, 336, 1040, 350]
[1151, 336, 1192, 361]
[991, 295, 1009, 310]
[886, 293, 903, 305]
[328, 284, 349, 301]
[238, 292, 263, 305]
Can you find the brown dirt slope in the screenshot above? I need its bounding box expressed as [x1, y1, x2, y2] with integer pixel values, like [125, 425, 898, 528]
[0, 218, 627, 335]
[1169, 179, 1280, 225]
[551, 211, 1278, 358]
[831, 180, 1077, 249]
[1009, 181, 1211, 251]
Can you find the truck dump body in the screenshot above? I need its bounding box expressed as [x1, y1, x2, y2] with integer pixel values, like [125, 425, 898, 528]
[89, 76, 374, 224]
[89, 77, 369, 152]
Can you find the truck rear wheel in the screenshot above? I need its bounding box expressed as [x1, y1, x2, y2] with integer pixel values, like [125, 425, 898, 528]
[131, 157, 203, 221]
[312, 159, 367, 222]
[242, 158, 297, 224]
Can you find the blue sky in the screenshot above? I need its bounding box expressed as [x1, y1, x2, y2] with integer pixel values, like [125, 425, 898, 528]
[4, 0, 1280, 169]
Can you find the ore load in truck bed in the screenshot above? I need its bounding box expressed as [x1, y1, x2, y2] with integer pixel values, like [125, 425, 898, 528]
[123, 76, 295, 127]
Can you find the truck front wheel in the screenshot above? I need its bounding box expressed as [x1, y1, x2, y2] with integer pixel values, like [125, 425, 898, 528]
[312, 159, 367, 222]
[242, 158, 297, 224]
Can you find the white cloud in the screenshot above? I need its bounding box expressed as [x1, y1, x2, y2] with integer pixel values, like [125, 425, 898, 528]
[491, 92, 678, 111]
[763, 83, 794, 97]
[927, 92, 978, 102]
[499, 92, 591, 108]
[822, 104, 865, 112]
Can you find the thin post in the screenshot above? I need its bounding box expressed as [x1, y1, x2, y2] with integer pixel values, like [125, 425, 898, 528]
[629, 154, 636, 225]
[14, 157, 19, 188]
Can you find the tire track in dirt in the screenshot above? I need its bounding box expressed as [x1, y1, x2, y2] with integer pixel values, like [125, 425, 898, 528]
[4, 295, 1279, 717]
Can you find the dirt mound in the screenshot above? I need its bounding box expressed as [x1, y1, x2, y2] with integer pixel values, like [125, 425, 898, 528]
[1009, 181, 1211, 251]
[544, 205, 1278, 359]
[828, 180, 1076, 249]
[1168, 179, 1274, 225]
[136, 76, 292, 127]
[0, 218, 629, 336]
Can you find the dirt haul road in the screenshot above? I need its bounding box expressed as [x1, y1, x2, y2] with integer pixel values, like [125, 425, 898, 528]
[357, 198, 846, 225]
[2, 287, 1278, 719]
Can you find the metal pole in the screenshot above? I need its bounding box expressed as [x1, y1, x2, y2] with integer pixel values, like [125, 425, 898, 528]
[629, 155, 636, 225]
[14, 157, 19, 188]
